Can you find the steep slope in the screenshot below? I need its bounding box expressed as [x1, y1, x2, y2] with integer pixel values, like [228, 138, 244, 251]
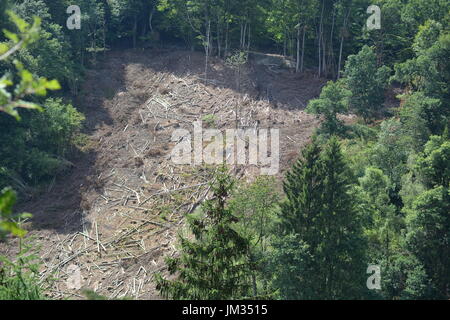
[10, 49, 334, 299]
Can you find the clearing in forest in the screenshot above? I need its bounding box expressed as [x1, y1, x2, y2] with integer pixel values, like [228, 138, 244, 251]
[8, 49, 346, 299]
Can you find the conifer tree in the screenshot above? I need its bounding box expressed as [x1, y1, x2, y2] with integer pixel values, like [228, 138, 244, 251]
[279, 137, 323, 236]
[273, 137, 367, 299]
[318, 137, 367, 299]
[155, 167, 251, 300]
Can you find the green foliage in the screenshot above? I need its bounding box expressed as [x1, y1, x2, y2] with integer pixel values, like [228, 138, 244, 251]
[82, 289, 133, 300]
[269, 233, 313, 299]
[273, 137, 368, 299]
[404, 186, 450, 298]
[356, 167, 400, 261]
[341, 137, 376, 180]
[343, 45, 391, 121]
[416, 134, 450, 188]
[371, 119, 410, 194]
[0, 9, 60, 242]
[0, 243, 45, 300]
[0, 98, 84, 187]
[279, 137, 323, 234]
[306, 80, 351, 136]
[394, 21, 450, 134]
[398, 92, 439, 151]
[0, 11, 41, 59]
[401, 0, 450, 30]
[0, 10, 60, 120]
[229, 176, 280, 298]
[201, 114, 217, 128]
[29, 98, 85, 157]
[155, 167, 252, 300]
[0, 188, 31, 239]
[380, 252, 431, 300]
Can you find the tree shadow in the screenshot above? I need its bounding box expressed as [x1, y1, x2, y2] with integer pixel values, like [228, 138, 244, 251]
[19, 54, 125, 235]
[114, 48, 327, 110]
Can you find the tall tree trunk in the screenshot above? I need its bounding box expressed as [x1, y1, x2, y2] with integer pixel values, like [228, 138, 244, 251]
[318, 26, 321, 77]
[318, 0, 325, 77]
[296, 22, 301, 73]
[225, 20, 229, 57]
[217, 15, 221, 58]
[301, 25, 306, 73]
[204, 19, 211, 83]
[149, 4, 156, 32]
[322, 37, 326, 76]
[252, 273, 258, 297]
[337, 34, 344, 79]
[133, 12, 137, 49]
[337, 10, 350, 79]
[240, 22, 244, 49]
[80, 32, 85, 68]
[102, 17, 106, 56]
[328, 7, 336, 78]
[247, 24, 251, 51]
[241, 21, 247, 50]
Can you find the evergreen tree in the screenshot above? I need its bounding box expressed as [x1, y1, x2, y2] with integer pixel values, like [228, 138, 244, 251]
[279, 137, 323, 236]
[272, 137, 367, 299]
[155, 167, 252, 299]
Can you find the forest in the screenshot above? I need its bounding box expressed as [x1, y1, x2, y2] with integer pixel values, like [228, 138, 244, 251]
[0, 0, 449, 301]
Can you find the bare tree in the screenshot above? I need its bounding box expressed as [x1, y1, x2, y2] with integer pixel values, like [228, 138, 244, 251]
[226, 51, 248, 128]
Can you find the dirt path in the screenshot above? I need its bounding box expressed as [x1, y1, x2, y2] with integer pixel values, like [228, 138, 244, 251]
[7, 49, 332, 299]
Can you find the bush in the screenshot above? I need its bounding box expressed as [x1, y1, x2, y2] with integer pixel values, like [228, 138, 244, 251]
[0, 244, 45, 300]
[0, 98, 84, 188]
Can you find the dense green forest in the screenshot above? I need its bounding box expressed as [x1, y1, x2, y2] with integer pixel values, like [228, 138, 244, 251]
[0, 0, 449, 300]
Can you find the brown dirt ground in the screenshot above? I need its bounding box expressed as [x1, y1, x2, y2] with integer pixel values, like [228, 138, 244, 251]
[2, 49, 357, 299]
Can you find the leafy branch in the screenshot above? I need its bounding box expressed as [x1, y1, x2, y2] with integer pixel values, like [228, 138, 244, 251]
[0, 11, 61, 120]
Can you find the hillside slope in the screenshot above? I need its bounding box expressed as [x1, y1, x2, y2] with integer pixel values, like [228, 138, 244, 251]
[10, 49, 343, 299]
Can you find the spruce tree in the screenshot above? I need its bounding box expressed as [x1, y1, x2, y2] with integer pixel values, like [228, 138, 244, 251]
[155, 167, 251, 300]
[279, 137, 324, 236]
[273, 137, 367, 299]
[318, 137, 367, 299]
